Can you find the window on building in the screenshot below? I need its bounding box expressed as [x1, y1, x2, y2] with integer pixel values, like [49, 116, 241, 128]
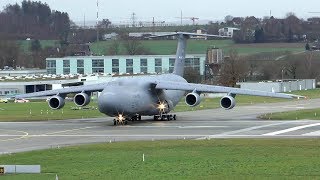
[126, 59, 133, 67]
[77, 68, 84, 74]
[140, 59, 147, 66]
[169, 67, 174, 73]
[126, 67, 133, 74]
[77, 59, 84, 67]
[112, 68, 119, 74]
[92, 59, 104, 73]
[92, 59, 104, 67]
[169, 58, 175, 67]
[112, 59, 119, 74]
[63, 60, 70, 67]
[155, 67, 162, 73]
[63, 68, 70, 74]
[155, 58, 162, 73]
[46, 60, 56, 68]
[140, 58, 148, 73]
[140, 67, 148, 73]
[46, 60, 56, 74]
[47, 69, 56, 74]
[155, 58, 162, 66]
[112, 59, 119, 67]
[126, 59, 133, 74]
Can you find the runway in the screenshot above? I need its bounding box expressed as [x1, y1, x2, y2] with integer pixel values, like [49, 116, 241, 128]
[1, 98, 320, 154]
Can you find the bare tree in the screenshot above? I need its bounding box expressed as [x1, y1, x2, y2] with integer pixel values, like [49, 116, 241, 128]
[184, 67, 201, 83]
[122, 36, 151, 55]
[218, 49, 248, 87]
[0, 40, 19, 68]
[108, 40, 121, 55]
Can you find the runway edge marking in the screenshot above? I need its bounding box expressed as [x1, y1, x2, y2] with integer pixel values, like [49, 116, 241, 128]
[263, 123, 320, 136]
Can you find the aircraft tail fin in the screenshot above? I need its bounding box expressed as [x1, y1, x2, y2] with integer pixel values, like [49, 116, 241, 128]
[150, 32, 228, 77]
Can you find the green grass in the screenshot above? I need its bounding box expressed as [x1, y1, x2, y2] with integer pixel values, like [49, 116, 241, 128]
[0, 101, 104, 122]
[261, 108, 320, 120]
[1, 89, 319, 122]
[17, 40, 59, 53]
[259, 89, 320, 120]
[90, 40, 304, 56]
[1, 139, 320, 179]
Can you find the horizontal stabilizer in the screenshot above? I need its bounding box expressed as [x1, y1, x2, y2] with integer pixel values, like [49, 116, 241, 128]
[149, 32, 229, 38]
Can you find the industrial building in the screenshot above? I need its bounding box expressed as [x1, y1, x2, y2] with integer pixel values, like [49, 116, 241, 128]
[238, 79, 316, 93]
[45, 54, 206, 76]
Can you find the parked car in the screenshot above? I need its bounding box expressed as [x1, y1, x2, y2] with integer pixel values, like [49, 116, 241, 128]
[14, 98, 30, 103]
[0, 98, 8, 103]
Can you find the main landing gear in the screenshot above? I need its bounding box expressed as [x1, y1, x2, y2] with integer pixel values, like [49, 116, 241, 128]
[154, 113, 176, 121]
[113, 114, 142, 126]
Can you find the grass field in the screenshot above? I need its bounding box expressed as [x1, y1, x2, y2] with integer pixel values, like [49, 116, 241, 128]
[15, 39, 304, 56]
[18, 40, 59, 53]
[258, 89, 320, 120]
[0, 89, 319, 122]
[1, 139, 320, 179]
[261, 108, 320, 120]
[90, 39, 304, 56]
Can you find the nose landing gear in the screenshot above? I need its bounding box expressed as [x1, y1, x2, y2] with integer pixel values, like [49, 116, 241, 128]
[113, 114, 142, 126]
[154, 113, 176, 121]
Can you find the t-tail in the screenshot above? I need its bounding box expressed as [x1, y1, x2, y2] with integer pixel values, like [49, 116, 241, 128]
[173, 34, 188, 77]
[150, 32, 228, 77]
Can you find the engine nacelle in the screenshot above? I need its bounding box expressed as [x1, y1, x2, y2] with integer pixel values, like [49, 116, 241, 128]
[48, 95, 65, 110]
[185, 92, 201, 107]
[74, 93, 90, 107]
[220, 95, 236, 110]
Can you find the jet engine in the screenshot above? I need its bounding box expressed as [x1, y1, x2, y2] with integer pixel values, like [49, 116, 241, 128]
[220, 95, 236, 110]
[185, 92, 201, 107]
[74, 92, 90, 107]
[48, 95, 65, 109]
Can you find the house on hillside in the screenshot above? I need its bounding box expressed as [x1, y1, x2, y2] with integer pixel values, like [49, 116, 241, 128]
[218, 27, 240, 37]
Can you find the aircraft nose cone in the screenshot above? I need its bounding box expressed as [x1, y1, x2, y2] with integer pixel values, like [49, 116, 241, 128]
[98, 91, 124, 116]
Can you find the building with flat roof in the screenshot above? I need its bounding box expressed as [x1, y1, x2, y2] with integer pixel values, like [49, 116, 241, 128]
[46, 54, 206, 76]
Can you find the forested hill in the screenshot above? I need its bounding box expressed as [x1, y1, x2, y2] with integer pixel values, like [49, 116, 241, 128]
[0, 0, 70, 40]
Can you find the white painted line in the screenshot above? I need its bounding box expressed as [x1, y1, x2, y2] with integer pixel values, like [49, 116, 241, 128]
[303, 130, 320, 136]
[212, 122, 291, 136]
[1, 134, 320, 138]
[263, 123, 320, 136]
[123, 126, 227, 128]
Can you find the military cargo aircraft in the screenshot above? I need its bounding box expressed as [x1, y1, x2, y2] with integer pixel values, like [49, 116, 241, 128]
[14, 32, 302, 125]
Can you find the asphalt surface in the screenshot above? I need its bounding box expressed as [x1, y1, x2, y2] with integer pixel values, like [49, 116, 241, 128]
[1, 98, 320, 154]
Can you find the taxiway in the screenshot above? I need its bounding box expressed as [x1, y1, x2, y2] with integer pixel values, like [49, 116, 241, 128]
[1, 99, 320, 154]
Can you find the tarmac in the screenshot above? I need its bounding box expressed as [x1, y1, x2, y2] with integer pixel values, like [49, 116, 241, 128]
[1, 98, 320, 154]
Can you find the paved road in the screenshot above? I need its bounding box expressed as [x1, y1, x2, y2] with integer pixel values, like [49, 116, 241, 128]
[1, 98, 320, 154]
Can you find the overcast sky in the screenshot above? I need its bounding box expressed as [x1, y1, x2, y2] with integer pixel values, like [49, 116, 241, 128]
[1, 0, 319, 23]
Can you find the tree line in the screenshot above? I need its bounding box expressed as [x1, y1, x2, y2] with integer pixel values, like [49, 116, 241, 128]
[0, 0, 70, 40]
[228, 13, 320, 43]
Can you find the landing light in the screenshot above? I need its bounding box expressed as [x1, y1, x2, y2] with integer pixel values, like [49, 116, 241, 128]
[158, 103, 166, 111]
[117, 114, 125, 122]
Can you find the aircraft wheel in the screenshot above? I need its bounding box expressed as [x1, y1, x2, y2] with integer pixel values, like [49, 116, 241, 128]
[173, 115, 176, 120]
[113, 119, 116, 125]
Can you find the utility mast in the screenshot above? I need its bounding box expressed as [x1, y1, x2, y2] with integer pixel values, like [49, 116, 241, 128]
[131, 12, 136, 27]
[96, 0, 99, 42]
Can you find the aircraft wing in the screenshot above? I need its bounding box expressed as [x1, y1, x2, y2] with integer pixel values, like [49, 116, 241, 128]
[155, 81, 304, 99]
[13, 82, 108, 99]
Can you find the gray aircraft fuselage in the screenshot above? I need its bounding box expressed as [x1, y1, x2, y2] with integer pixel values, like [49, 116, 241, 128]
[98, 74, 186, 117]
